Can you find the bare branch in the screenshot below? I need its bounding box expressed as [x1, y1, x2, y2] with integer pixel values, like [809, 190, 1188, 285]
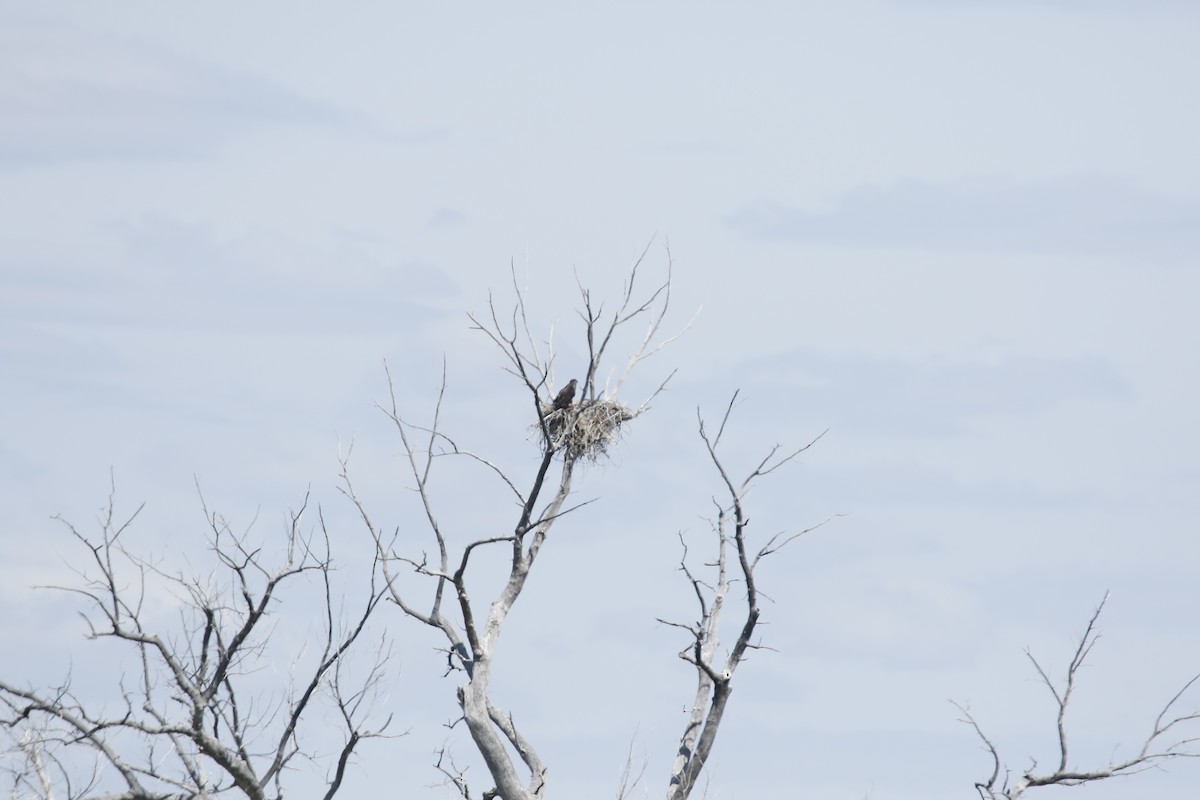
[666, 395, 826, 800]
[615, 730, 647, 800]
[2, 485, 391, 800]
[958, 593, 1200, 799]
[953, 701, 1004, 799]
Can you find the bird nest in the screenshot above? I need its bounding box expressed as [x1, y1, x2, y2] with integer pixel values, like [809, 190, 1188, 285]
[534, 399, 635, 462]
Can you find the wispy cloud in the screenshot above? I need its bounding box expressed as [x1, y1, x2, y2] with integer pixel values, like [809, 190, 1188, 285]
[1, 212, 455, 335]
[888, 0, 1199, 14]
[734, 349, 1131, 435]
[0, 21, 339, 165]
[726, 176, 1200, 259]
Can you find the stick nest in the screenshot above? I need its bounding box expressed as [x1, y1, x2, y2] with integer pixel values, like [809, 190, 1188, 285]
[534, 399, 635, 462]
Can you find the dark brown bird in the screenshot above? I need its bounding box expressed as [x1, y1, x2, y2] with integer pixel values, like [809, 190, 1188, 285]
[552, 378, 578, 410]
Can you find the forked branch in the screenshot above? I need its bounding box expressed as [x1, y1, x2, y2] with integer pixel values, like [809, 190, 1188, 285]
[663, 394, 824, 800]
[957, 593, 1200, 799]
[0, 485, 393, 800]
[357, 253, 685, 800]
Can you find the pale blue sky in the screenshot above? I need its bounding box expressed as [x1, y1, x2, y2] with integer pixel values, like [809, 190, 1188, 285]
[2, 3, 1199, 798]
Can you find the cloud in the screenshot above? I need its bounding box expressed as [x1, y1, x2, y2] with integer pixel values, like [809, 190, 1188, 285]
[0, 21, 339, 165]
[726, 176, 1200, 259]
[733, 349, 1132, 436]
[889, 0, 1199, 13]
[0, 212, 455, 336]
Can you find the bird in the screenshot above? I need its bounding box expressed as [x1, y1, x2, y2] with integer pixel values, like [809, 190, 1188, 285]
[552, 378, 578, 410]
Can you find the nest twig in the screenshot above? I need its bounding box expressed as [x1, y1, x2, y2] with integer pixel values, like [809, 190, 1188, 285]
[534, 399, 634, 462]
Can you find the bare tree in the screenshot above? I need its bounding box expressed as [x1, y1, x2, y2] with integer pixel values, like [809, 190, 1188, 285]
[341, 250, 688, 800]
[659, 393, 831, 800]
[955, 593, 1200, 799]
[0, 481, 393, 800]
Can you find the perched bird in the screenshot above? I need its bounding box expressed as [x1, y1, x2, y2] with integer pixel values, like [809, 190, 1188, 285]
[552, 378, 578, 410]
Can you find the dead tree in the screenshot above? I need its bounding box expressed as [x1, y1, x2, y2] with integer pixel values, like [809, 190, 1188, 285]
[0, 482, 393, 800]
[659, 392, 829, 800]
[341, 249, 686, 800]
[955, 593, 1200, 799]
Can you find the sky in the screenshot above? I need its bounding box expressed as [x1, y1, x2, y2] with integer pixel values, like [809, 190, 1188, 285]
[2, 2, 1199, 798]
